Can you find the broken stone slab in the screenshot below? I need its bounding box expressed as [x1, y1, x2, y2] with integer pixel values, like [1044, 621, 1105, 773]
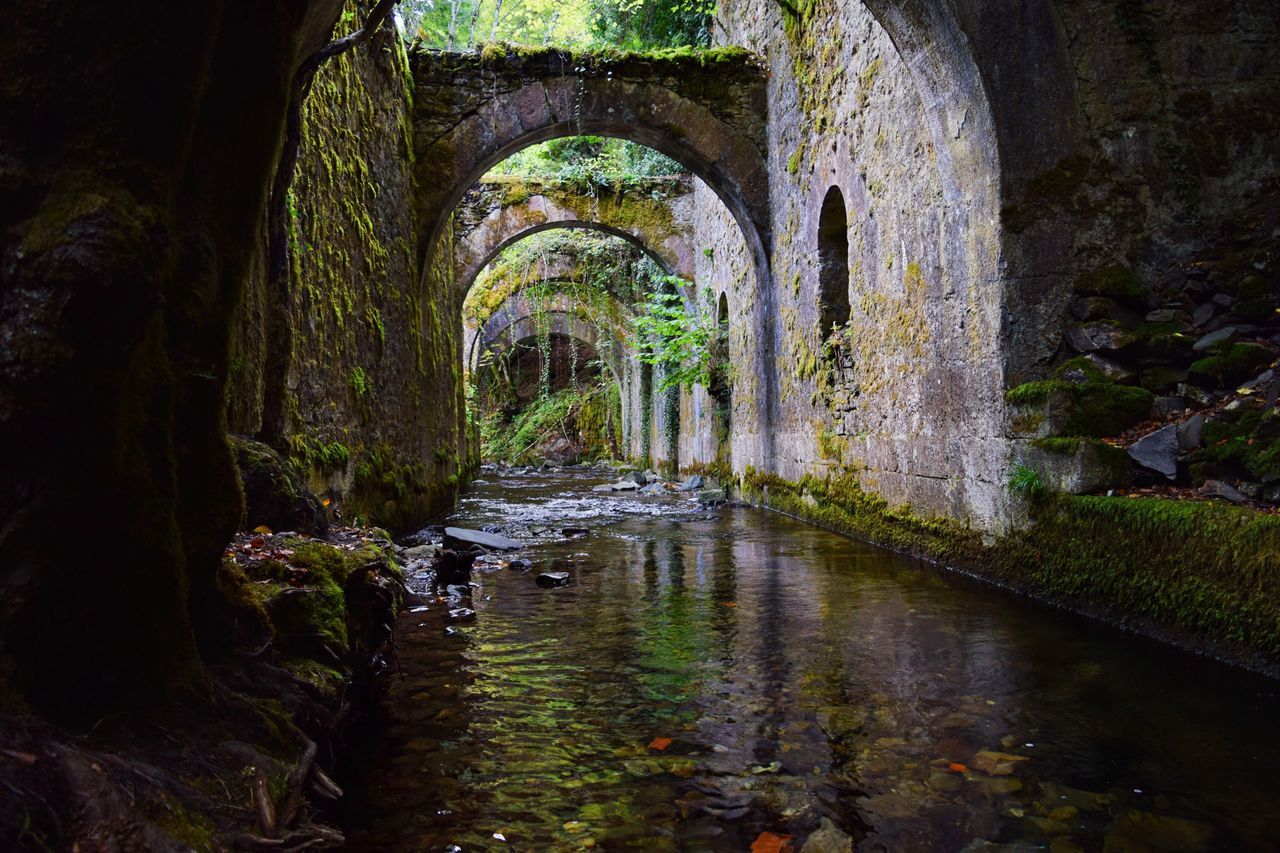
[443, 526, 523, 552]
[1128, 424, 1179, 479]
[1199, 480, 1246, 503]
[1177, 414, 1205, 450]
[1192, 326, 1237, 352]
[536, 571, 570, 588]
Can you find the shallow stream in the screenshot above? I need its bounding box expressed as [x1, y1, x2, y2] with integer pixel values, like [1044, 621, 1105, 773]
[342, 470, 1280, 851]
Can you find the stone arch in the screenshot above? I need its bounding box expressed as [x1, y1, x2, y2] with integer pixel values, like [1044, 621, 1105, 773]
[816, 185, 850, 337]
[469, 286, 633, 382]
[454, 178, 697, 292]
[853, 0, 1079, 377]
[411, 49, 771, 286]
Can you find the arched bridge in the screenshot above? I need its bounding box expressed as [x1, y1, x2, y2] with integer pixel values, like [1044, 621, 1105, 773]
[409, 47, 770, 280]
[453, 176, 697, 292]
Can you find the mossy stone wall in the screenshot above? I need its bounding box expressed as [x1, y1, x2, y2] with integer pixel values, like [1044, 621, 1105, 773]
[229, 1, 471, 532]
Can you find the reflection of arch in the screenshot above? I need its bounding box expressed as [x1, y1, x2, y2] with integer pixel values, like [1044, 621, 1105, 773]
[455, 180, 696, 292]
[411, 50, 771, 286]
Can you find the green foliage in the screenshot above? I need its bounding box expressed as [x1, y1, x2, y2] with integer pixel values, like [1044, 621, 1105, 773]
[481, 382, 619, 462]
[287, 435, 351, 473]
[487, 136, 684, 189]
[400, 0, 712, 51]
[349, 366, 372, 399]
[1009, 463, 1048, 497]
[1189, 399, 1280, 482]
[634, 279, 714, 392]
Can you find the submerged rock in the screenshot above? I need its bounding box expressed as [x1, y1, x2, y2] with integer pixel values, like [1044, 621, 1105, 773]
[801, 817, 854, 853]
[444, 526, 523, 551]
[536, 571, 570, 588]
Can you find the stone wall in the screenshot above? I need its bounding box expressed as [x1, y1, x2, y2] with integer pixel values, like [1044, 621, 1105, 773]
[230, 4, 471, 532]
[682, 0, 1280, 532]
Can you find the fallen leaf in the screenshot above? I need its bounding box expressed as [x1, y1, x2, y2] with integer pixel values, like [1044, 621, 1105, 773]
[751, 830, 794, 853]
[721, 602, 738, 607]
[250, 536, 266, 549]
[648, 737, 672, 751]
[253, 525, 273, 535]
[948, 762, 967, 773]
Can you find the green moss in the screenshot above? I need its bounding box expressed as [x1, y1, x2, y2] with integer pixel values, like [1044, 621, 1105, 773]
[286, 435, 351, 473]
[1075, 264, 1148, 304]
[150, 796, 216, 850]
[1190, 399, 1280, 482]
[1006, 380, 1153, 437]
[1030, 436, 1088, 455]
[742, 469, 1280, 666]
[787, 142, 806, 175]
[1189, 343, 1274, 387]
[1054, 357, 1106, 384]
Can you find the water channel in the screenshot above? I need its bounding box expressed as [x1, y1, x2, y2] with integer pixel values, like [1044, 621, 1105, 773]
[342, 469, 1280, 851]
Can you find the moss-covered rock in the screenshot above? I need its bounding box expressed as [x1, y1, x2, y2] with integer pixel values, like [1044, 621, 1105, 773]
[231, 435, 327, 535]
[1022, 437, 1134, 494]
[1188, 399, 1280, 483]
[1006, 380, 1154, 438]
[1075, 264, 1149, 305]
[1189, 343, 1274, 388]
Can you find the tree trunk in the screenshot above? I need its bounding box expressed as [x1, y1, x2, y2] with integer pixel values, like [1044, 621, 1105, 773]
[490, 0, 505, 41]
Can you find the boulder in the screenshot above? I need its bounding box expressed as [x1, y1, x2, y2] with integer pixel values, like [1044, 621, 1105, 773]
[1128, 424, 1180, 479]
[679, 474, 704, 492]
[697, 488, 727, 504]
[1021, 439, 1133, 494]
[1177, 415, 1205, 450]
[1192, 326, 1237, 352]
[1192, 303, 1216, 326]
[230, 436, 327, 536]
[443, 527, 523, 551]
[1067, 321, 1138, 353]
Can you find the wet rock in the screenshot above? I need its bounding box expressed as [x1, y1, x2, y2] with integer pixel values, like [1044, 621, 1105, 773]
[1199, 480, 1246, 503]
[591, 483, 616, 493]
[1191, 326, 1237, 352]
[448, 607, 476, 620]
[679, 474, 704, 492]
[611, 480, 640, 491]
[1239, 369, 1275, 392]
[562, 527, 590, 537]
[1177, 415, 1205, 450]
[624, 470, 648, 486]
[507, 558, 531, 570]
[1144, 308, 1182, 323]
[1105, 811, 1212, 852]
[1192, 303, 1216, 326]
[1083, 354, 1135, 384]
[402, 543, 440, 561]
[639, 483, 666, 495]
[444, 584, 471, 599]
[444, 526, 523, 551]
[471, 479, 490, 486]
[972, 750, 1030, 776]
[800, 817, 854, 853]
[1127, 424, 1180, 479]
[697, 488, 727, 505]
[536, 571, 570, 588]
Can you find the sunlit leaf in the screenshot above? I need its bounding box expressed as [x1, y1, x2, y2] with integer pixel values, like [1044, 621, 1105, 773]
[647, 736, 672, 750]
[751, 831, 794, 853]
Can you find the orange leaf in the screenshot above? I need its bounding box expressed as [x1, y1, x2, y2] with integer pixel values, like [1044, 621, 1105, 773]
[647, 737, 672, 751]
[252, 525, 273, 535]
[721, 602, 738, 607]
[948, 762, 967, 773]
[751, 831, 793, 853]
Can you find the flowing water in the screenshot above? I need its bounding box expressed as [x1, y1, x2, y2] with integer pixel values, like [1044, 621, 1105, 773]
[342, 470, 1280, 851]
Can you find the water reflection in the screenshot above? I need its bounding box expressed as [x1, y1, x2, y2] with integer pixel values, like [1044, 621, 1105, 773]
[343, 471, 1280, 851]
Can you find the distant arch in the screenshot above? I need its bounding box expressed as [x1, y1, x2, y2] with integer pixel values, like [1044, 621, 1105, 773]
[817, 185, 850, 338]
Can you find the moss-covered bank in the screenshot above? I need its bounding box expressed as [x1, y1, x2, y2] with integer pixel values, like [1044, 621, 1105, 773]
[740, 469, 1280, 674]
